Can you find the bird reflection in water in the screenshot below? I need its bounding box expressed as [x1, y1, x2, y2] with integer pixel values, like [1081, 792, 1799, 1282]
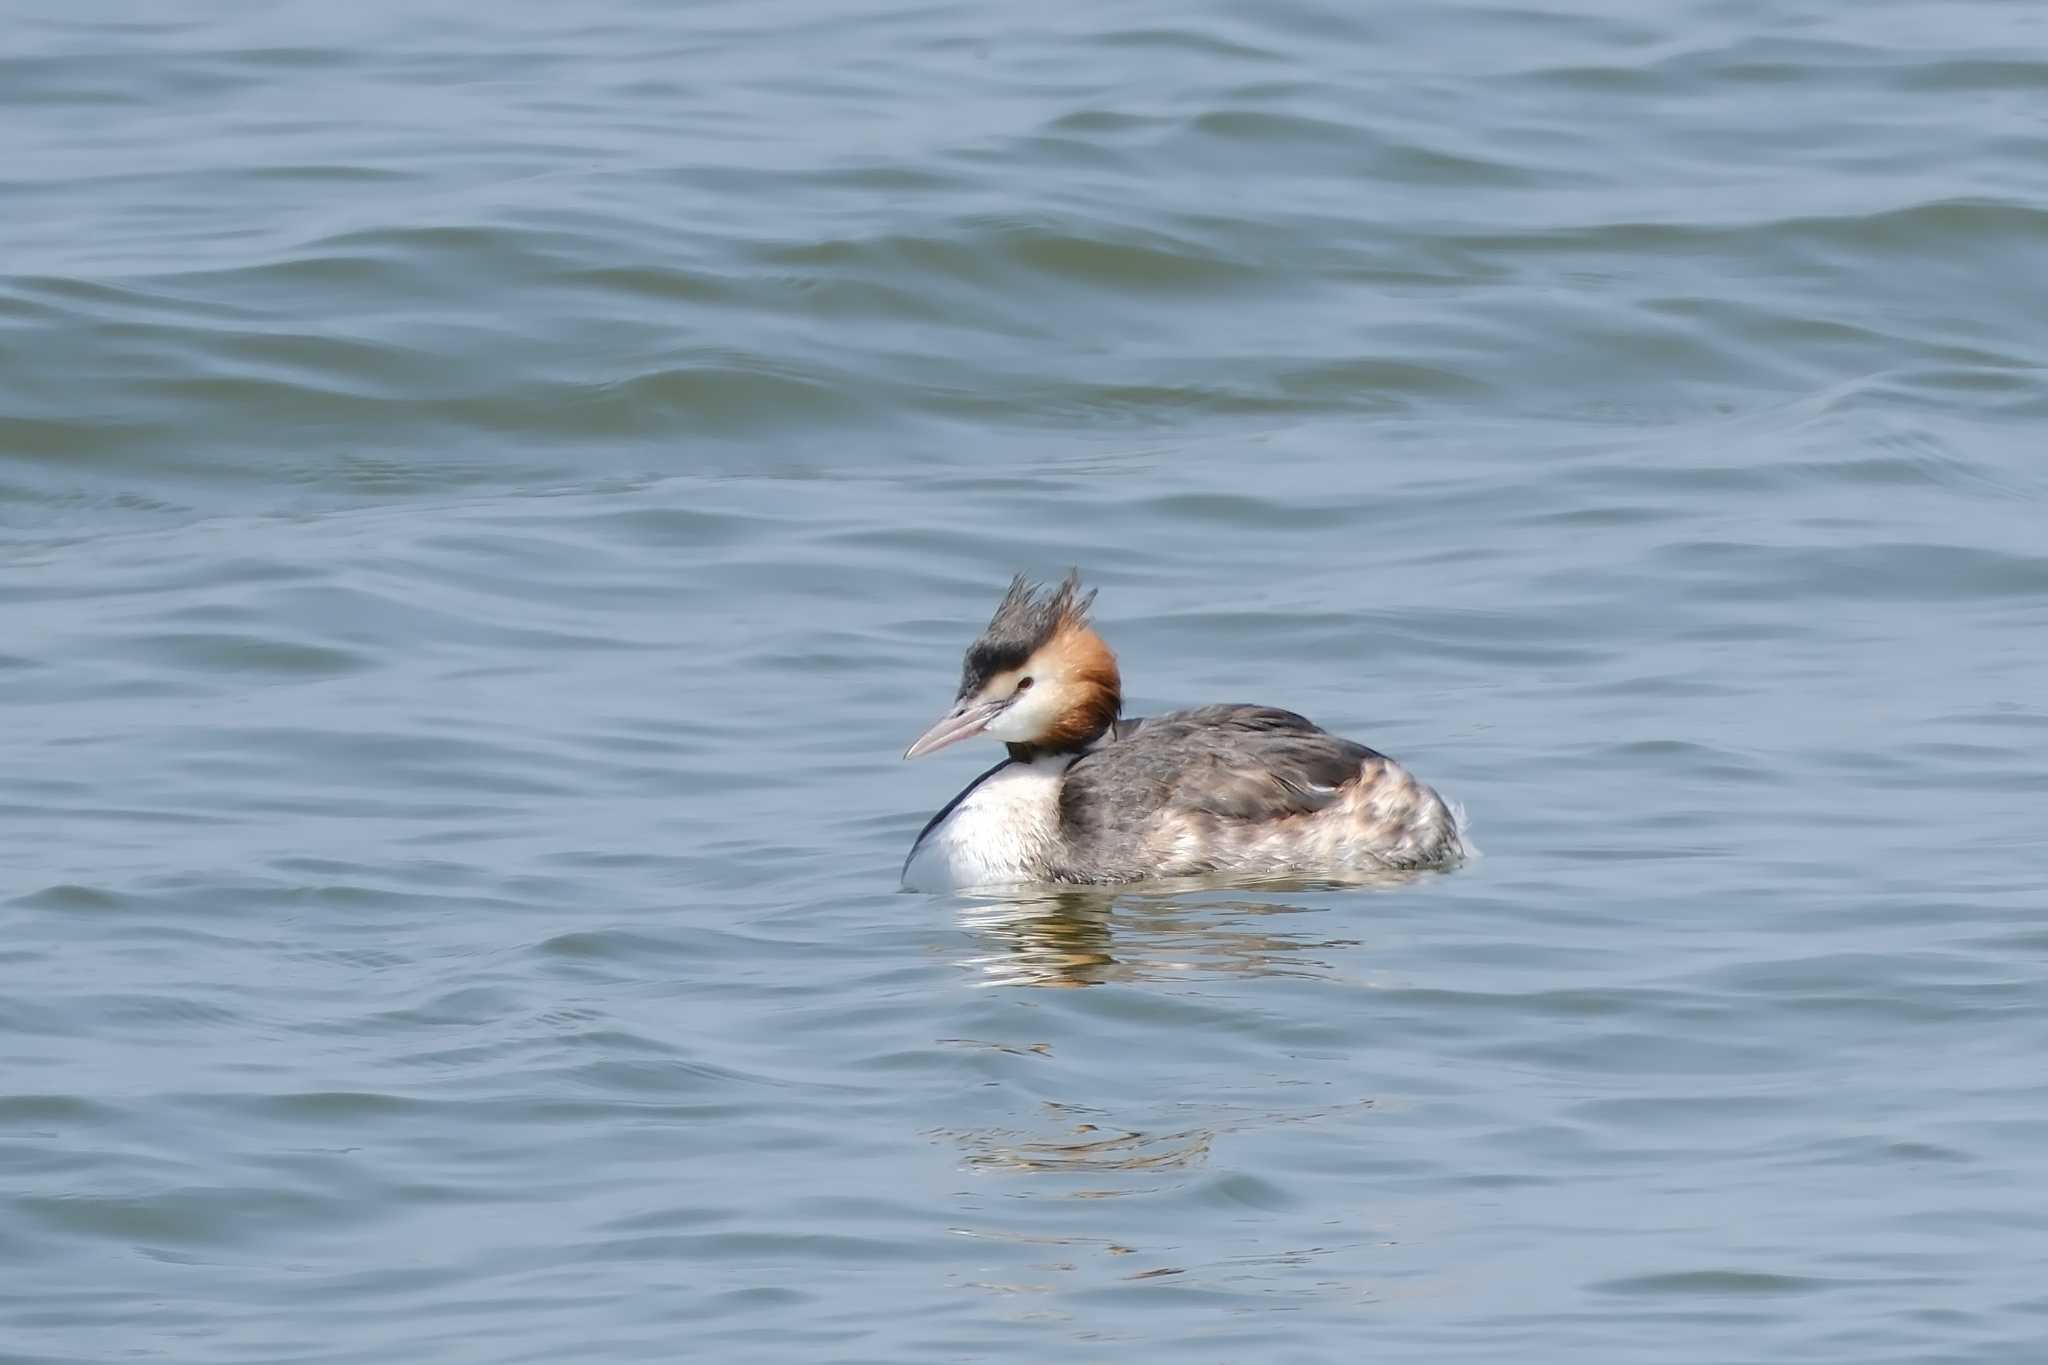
[950, 871, 1425, 989]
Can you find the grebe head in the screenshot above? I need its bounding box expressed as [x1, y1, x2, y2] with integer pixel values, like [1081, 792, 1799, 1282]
[904, 571, 1122, 760]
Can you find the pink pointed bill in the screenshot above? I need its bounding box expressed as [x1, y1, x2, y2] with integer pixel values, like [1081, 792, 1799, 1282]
[904, 698, 1004, 759]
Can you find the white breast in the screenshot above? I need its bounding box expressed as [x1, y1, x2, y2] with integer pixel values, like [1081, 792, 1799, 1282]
[901, 757, 1072, 892]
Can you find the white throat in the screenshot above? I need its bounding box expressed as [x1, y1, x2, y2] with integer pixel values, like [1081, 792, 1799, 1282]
[982, 686, 1063, 744]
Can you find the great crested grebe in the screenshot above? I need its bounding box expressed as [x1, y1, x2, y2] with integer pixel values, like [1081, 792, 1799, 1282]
[901, 572, 1463, 891]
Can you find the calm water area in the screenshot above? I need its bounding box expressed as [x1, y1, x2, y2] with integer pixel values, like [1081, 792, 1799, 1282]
[4, 2, 2047, 1360]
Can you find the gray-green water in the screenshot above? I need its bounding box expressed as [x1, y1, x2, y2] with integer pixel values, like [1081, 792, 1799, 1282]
[6, 2, 2048, 1360]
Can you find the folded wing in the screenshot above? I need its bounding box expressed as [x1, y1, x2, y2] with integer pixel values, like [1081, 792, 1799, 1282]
[1063, 704, 1384, 826]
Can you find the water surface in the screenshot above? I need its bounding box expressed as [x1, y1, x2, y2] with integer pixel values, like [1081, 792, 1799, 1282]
[5, 1, 2048, 1360]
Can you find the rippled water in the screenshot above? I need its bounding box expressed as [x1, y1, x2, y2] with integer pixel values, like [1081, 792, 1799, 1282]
[6, 2, 2048, 1360]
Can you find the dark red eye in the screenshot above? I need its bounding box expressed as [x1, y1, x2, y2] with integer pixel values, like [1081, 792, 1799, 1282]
[1016, 677, 1034, 691]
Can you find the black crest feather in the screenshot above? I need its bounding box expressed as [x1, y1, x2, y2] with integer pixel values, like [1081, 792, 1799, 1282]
[958, 570, 1095, 697]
